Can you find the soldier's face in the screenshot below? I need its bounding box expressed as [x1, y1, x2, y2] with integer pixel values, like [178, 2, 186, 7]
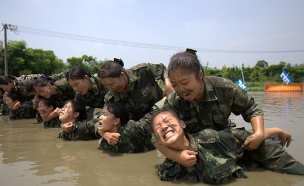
[169, 69, 204, 102]
[68, 76, 90, 96]
[5, 97, 16, 109]
[100, 73, 128, 93]
[35, 85, 52, 99]
[152, 111, 184, 149]
[59, 102, 77, 123]
[98, 106, 119, 132]
[38, 101, 54, 118]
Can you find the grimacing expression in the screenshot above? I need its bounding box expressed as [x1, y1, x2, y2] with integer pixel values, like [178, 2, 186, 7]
[169, 69, 203, 102]
[68, 78, 89, 95]
[59, 103, 75, 123]
[152, 111, 184, 147]
[98, 106, 119, 132]
[5, 97, 16, 109]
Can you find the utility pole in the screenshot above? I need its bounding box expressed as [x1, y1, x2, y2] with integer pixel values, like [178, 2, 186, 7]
[2, 23, 18, 76]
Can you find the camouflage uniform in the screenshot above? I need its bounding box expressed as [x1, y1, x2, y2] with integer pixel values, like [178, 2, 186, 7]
[159, 128, 247, 184]
[13, 74, 45, 101]
[159, 76, 304, 175]
[104, 63, 167, 121]
[8, 101, 36, 119]
[74, 74, 108, 108]
[98, 121, 155, 153]
[51, 77, 76, 105]
[58, 118, 99, 141]
[42, 117, 61, 128]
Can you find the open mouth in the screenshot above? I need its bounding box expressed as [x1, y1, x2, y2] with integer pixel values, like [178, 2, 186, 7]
[163, 130, 174, 140]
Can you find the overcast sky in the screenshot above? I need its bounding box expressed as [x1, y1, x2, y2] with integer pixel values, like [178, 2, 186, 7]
[1, 0, 304, 69]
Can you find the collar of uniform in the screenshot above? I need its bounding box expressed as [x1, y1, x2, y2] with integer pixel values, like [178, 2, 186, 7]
[202, 77, 218, 102]
[89, 76, 99, 95]
[186, 133, 198, 152]
[125, 69, 139, 91]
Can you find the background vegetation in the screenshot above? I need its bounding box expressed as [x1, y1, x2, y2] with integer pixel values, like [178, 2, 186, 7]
[1, 40, 304, 91]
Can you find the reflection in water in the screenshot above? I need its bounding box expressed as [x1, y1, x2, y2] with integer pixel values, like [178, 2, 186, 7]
[0, 92, 304, 186]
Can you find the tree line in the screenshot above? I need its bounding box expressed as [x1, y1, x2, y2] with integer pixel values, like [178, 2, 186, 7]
[1, 40, 304, 83]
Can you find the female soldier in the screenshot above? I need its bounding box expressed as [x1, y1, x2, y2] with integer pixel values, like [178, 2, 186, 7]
[5, 92, 36, 119]
[65, 65, 108, 112]
[97, 58, 173, 144]
[58, 100, 98, 141]
[34, 77, 75, 106]
[152, 49, 304, 175]
[97, 102, 155, 153]
[37, 97, 61, 128]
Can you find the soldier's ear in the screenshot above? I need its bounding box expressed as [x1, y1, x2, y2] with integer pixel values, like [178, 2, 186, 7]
[180, 120, 186, 129]
[73, 112, 80, 118]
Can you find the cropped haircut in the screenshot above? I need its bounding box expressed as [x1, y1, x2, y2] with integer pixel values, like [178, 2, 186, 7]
[98, 59, 125, 79]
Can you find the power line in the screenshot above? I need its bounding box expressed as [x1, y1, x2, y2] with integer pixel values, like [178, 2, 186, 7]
[6, 25, 304, 54]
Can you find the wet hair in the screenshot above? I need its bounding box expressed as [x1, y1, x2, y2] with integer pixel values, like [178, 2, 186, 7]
[105, 102, 131, 125]
[0, 88, 4, 95]
[98, 58, 125, 78]
[168, 49, 204, 80]
[34, 77, 55, 88]
[38, 97, 61, 109]
[0, 75, 15, 85]
[148, 108, 180, 134]
[65, 66, 91, 81]
[6, 92, 21, 102]
[63, 100, 87, 121]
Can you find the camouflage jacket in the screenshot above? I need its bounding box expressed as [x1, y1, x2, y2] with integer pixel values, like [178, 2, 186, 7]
[158, 129, 247, 184]
[42, 117, 61, 128]
[58, 118, 99, 141]
[104, 63, 167, 121]
[162, 76, 264, 134]
[9, 101, 36, 120]
[98, 121, 155, 153]
[13, 74, 45, 101]
[75, 74, 108, 108]
[52, 77, 76, 105]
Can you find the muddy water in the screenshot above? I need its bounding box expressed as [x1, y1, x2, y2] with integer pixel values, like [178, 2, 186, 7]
[0, 92, 303, 186]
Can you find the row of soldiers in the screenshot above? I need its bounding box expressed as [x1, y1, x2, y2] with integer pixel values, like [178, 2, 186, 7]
[0, 48, 303, 184]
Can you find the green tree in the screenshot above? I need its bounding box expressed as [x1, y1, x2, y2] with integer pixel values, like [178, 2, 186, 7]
[255, 60, 268, 68]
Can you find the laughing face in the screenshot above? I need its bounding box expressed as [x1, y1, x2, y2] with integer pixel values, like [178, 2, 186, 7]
[152, 111, 185, 149]
[169, 69, 204, 102]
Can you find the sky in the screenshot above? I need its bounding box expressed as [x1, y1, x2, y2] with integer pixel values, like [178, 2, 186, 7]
[1, 0, 304, 69]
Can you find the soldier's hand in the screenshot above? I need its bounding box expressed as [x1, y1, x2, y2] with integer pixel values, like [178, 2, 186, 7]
[104, 132, 121, 145]
[61, 122, 74, 133]
[278, 130, 292, 147]
[179, 150, 197, 167]
[242, 132, 264, 151]
[12, 101, 21, 110]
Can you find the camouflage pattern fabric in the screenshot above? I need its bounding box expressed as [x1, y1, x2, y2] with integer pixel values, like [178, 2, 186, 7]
[154, 76, 304, 175]
[49, 70, 69, 81]
[0, 103, 10, 115]
[58, 118, 99, 141]
[230, 127, 304, 175]
[104, 63, 167, 121]
[42, 117, 61, 128]
[8, 101, 36, 119]
[51, 77, 76, 105]
[158, 129, 247, 184]
[98, 121, 155, 153]
[74, 74, 108, 108]
[13, 74, 45, 101]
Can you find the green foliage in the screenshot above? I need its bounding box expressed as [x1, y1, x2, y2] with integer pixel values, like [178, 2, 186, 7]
[19, 69, 32, 75]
